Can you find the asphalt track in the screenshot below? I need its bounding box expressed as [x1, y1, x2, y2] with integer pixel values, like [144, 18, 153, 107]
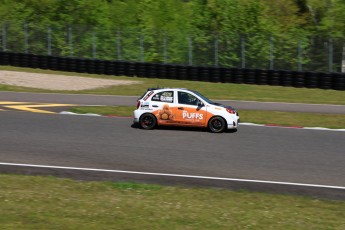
[0, 105, 345, 199]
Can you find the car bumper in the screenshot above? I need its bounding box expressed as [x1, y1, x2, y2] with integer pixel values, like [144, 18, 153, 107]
[227, 117, 240, 129]
[133, 110, 141, 123]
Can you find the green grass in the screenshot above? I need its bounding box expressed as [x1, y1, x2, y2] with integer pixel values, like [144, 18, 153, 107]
[0, 174, 344, 229]
[1, 66, 345, 105]
[240, 110, 345, 129]
[68, 106, 345, 129]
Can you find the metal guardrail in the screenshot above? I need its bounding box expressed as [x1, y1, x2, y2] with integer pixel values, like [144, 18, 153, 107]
[0, 51, 344, 91]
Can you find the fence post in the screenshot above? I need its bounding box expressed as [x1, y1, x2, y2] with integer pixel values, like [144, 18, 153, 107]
[68, 27, 73, 57]
[2, 24, 6, 51]
[92, 31, 96, 59]
[269, 35, 274, 70]
[214, 34, 219, 67]
[298, 40, 302, 71]
[140, 33, 144, 62]
[117, 30, 121, 60]
[342, 44, 345, 73]
[163, 32, 167, 64]
[241, 35, 245, 68]
[188, 36, 193, 66]
[329, 38, 333, 72]
[47, 27, 52, 56]
[24, 22, 28, 54]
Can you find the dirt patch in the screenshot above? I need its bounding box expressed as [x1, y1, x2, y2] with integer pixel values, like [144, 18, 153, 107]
[0, 71, 141, 90]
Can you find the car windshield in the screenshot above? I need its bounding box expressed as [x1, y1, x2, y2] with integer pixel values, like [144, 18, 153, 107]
[191, 90, 217, 105]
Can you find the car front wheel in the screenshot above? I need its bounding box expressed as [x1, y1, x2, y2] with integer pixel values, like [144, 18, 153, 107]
[139, 113, 157, 130]
[208, 116, 226, 133]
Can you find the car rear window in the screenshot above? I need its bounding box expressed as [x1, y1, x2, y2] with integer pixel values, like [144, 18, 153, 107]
[151, 91, 174, 103]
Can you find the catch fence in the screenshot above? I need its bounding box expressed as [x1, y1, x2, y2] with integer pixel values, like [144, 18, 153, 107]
[1, 22, 345, 73]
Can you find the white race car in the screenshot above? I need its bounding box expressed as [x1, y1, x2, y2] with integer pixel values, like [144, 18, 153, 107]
[133, 88, 239, 133]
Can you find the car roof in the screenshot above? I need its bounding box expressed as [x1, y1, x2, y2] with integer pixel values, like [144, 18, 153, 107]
[147, 87, 188, 92]
[138, 88, 189, 100]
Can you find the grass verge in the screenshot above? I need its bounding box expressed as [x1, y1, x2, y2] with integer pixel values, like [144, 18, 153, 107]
[1, 66, 345, 105]
[240, 110, 345, 129]
[0, 174, 344, 229]
[68, 106, 345, 129]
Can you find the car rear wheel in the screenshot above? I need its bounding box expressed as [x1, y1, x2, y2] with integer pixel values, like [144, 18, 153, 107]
[208, 116, 226, 133]
[139, 113, 157, 130]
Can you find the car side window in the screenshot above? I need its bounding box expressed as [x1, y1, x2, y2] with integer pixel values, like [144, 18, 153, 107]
[178, 91, 198, 106]
[151, 91, 174, 103]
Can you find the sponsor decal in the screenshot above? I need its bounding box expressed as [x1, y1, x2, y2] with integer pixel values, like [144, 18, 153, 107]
[157, 104, 176, 121]
[141, 102, 150, 108]
[152, 94, 160, 101]
[143, 91, 153, 101]
[152, 91, 174, 103]
[152, 105, 211, 126]
[160, 96, 173, 102]
[182, 111, 204, 120]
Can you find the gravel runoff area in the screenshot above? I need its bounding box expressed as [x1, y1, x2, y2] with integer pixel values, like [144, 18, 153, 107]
[0, 70, 141, 90]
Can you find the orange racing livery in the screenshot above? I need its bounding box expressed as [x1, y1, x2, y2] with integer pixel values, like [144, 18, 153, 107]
[133, 88, 239, 133]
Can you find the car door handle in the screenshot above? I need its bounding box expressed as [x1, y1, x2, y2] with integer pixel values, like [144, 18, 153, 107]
[152, 105, 158, 108]
[178, 107, 184, 110]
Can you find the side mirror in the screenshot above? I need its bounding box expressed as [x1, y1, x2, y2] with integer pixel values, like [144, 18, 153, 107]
[197, 100, 204, 107]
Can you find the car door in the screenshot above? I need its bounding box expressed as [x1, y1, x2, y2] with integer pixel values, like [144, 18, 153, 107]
[150, 90, 178, 125]
[173, 91, 207, 126]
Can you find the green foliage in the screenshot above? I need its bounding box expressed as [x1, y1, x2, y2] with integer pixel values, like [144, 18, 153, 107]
[0, 0, 344, 70]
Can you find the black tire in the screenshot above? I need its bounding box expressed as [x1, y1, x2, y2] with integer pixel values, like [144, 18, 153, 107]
[139, 114, 157, 130]
[208, 116, 227, 133]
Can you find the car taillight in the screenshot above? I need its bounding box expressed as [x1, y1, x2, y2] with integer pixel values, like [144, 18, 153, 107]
[226, 108, 236, 114]
[137, 101, 141, 109]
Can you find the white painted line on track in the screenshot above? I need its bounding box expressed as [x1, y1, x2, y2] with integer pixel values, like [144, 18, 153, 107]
[59, 111, 101, 116]
[0, 162, 344, 190]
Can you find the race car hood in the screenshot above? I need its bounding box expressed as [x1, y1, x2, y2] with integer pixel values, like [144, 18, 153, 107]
[211, 102, 237, 112]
